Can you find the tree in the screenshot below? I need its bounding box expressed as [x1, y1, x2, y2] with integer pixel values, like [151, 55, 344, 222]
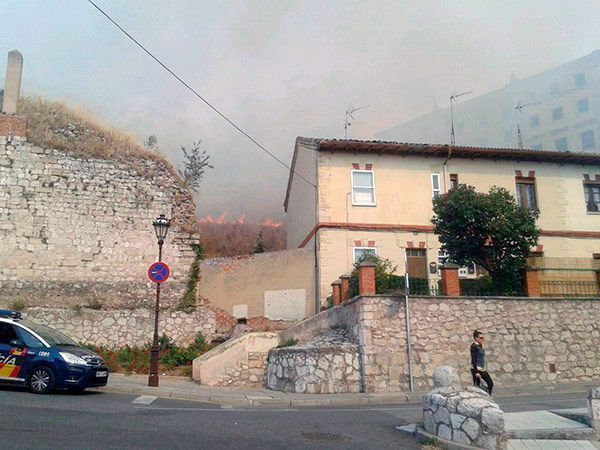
[179, 141, 213, 191]
[431, 184, 540, 293]
[144, 134, 160, 153]
[253, 231, 266, 254]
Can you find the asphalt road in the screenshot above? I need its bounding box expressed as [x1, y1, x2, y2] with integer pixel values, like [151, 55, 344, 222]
[0, 386, 588, 450]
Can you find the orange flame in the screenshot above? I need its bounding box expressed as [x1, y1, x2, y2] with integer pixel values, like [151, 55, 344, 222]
[197, 213, 283, 228]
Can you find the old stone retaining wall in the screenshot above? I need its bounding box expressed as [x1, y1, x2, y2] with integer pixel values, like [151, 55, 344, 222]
[22, 307, 215, 347]
[0, 139, 198, 310]
[195, 295, 600, 393]
[266, 329, 361, 394]
[357, 295, 600, 392]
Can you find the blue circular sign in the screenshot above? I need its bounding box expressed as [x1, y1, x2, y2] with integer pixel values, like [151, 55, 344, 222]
[148, 262, 170, 284]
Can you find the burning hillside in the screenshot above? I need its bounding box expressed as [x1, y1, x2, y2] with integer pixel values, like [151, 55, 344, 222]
[198, 213, 286, 258]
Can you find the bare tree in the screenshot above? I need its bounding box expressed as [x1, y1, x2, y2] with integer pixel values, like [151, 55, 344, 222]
[179, 141, 213, 191]
[144, 134, 160, 153]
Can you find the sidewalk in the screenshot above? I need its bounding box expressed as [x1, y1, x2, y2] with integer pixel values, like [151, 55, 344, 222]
[97, 373, 593, 408]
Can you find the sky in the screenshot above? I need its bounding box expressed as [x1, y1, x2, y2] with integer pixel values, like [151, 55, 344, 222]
[1, 0, 599, 221]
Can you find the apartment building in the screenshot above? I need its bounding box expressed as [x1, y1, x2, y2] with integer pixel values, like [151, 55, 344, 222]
[284, 137, 600, 305]
[376, 50, 600, 153]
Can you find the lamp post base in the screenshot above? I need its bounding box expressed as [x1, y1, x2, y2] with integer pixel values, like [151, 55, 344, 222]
[148, 374, 159, 387]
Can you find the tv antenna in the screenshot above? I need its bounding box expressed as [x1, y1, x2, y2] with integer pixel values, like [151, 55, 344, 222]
[344, 104, 370, 139]
[514, 100, 540, 149]
[450, 91, 472, 145]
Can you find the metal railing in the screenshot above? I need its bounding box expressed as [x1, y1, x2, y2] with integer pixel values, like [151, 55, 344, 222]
[540, 280, 600, 297]
[459, 278, 525, 297]
[407, 278, 442, 296]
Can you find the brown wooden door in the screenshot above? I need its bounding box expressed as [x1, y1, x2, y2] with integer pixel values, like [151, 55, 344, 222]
[406, 249, 427, 279]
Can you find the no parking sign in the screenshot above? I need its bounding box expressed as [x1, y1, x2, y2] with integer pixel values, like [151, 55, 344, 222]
[148, 262, 170, 284]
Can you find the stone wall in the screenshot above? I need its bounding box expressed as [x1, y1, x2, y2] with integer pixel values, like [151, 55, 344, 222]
[22, 307, 215, 347]
[356, 295, 600, 392]
[0, 139, 199, 309]
[266, 329, 361, 394]
[196, 294, 600, 393]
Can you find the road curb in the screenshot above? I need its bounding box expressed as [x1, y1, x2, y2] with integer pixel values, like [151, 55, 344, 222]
[97, 377, 591, 409]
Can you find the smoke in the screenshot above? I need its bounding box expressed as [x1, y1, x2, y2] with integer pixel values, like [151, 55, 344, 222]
[1, 0, 598, 221]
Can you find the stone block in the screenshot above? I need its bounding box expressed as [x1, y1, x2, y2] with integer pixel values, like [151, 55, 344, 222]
[432, 366, 460, 388]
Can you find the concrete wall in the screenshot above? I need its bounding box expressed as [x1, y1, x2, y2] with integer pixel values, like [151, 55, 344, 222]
[192, 332, 278, 387]
[199, 249, 316, 319]
[0, 139, 199, 309]
[22, 307, 215, 348]
[285, 141, 318, 249]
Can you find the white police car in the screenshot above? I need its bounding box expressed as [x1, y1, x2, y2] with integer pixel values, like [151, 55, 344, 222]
[0, 310, 109, 394]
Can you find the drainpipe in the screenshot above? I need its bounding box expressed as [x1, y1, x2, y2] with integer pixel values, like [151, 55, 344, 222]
[442, 145, 453, 194]
[404, 249, 414, 392]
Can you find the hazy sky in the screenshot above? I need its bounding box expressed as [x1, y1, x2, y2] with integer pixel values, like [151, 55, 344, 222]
[1, 1, 599, 221]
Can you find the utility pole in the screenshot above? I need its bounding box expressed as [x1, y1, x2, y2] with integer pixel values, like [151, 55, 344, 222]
[450, 91, 472, 146]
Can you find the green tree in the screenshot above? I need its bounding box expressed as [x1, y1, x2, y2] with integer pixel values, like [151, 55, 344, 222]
[253, 231, 266, 254]
[179, 141, 213, 191]
[431, 184, 540, 293]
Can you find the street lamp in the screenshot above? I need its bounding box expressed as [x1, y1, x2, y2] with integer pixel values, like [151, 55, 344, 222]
[148, 214, 170, 387]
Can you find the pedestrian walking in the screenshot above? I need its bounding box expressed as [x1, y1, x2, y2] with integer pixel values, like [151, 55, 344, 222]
[470, 330, 494, 395]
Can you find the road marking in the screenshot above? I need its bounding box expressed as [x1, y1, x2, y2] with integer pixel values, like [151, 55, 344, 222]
[132, 395, 158, 405]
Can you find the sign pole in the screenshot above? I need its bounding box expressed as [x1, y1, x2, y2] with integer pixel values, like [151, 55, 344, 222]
[148, 240, 164, 387]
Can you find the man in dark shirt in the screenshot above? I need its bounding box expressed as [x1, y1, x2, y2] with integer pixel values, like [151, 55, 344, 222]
[470, 330, 494, 395]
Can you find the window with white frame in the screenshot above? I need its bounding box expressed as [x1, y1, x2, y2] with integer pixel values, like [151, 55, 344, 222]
[351, 170, 375, 205]
[431, 173, 441, 199]
[353, 247, 377, 263]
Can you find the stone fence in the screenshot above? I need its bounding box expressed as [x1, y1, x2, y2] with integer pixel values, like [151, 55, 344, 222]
[22, 307, 215, 348]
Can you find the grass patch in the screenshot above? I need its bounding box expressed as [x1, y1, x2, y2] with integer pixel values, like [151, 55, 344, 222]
[17, 96, 181, 180]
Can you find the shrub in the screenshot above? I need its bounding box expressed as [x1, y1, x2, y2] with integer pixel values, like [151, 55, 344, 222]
[84, 333, 211, 375]
[277, 338, 298, 348]
[348, 255, 404, 297]
[85, 298, 103, 310]
[326, 295, 333, 309]
[177, 243, 205, 312]
[9, 299, 27, 312]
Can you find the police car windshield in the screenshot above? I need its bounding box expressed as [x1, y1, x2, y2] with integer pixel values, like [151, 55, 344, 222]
[20, 320, 78, 346]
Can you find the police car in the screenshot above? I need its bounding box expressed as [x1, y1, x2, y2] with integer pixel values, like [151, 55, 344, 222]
[0, 310, 109, 394]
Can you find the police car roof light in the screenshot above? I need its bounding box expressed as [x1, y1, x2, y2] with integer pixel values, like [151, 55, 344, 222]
[0, 310, 22, 320]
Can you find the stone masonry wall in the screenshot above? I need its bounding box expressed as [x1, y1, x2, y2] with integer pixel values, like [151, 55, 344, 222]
[266, 329, 361, 394]
[357, 296, 600, 392]
[23, 307, 215, 347]
[0, 139, 199, 309]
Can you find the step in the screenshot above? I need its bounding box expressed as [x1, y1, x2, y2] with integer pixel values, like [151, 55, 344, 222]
[507, 439, 599, 450]
[505, 411, 595, 440]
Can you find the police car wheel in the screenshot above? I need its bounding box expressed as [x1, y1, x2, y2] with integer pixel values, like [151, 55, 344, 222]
[29, 367, 55, 394]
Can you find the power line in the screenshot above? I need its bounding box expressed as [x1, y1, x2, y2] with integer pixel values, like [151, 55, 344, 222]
[86, 0, 316, 189]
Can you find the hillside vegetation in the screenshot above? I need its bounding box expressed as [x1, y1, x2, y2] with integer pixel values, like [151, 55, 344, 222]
[17, 96, 177, 175]
[199, 219, 286, 258]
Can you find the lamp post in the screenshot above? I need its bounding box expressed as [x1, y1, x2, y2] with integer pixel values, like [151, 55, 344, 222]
[148, 214, 170, 387]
